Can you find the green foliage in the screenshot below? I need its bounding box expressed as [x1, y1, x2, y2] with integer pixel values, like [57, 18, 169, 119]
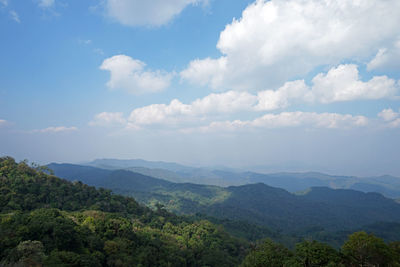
[241, 239, 293, 267]
[49, 163, 400, 241]
[294, 240, 342, 266]
[2, 157, 400, 266]
[0, 157, 246, 266]
[342, 231, 395, 267]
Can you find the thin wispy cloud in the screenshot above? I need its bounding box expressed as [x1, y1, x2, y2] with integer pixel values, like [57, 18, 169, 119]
[31, 126, 78, 134]
[105, 0, 208, 27]
[9, 10, 20, 23]
[38, 0, 55, 8]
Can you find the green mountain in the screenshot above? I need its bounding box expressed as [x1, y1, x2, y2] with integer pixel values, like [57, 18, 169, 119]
[85, 158, 400, 198]
[0, 157, 247, 266]
[48, 163, 400, 236]
[3, 157, 400, 266]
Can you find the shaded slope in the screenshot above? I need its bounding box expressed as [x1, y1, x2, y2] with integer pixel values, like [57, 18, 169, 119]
[49, 163, 400, 234]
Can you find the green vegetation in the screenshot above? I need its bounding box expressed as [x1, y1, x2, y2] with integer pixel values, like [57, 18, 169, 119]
[49, 163, 400, 241]
[3, 157, 400, 266]
[242, 233, 400, 267]
[87, 159, 400, 198]
[0, 157, 246, 266]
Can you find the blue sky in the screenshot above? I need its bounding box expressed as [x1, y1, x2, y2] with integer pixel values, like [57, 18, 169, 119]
[1, 0, 400, 176]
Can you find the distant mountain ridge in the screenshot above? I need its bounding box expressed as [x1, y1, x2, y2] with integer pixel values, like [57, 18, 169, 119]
[48, 163, 400, 235]
[84, 158, 400, 198]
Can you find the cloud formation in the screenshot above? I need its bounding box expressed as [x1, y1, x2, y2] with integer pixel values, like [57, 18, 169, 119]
[378, 108, 400, 128]
[0, 119, 7, 126]
[193, 112, 368, 133]
[9, 10, 20, 23]
[100, 55, 173, 94]
[89, 112, 126, 127]
[367, 39, 400, 71]
[32, 126, 78, 133]
[93, 63, 399, 130]
[38, 0, 55, 8]
[106, 0, 207, 27]
[181, 0, 400, 90]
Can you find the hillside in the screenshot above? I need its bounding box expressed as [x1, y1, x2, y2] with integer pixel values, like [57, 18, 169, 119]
[49, 163, 400, 236]
[3, 157, 400, 266]
[85, 158, 400, 198]
[0, 157, 246, 266]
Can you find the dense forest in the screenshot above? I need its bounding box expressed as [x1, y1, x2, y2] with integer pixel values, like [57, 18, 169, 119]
[1, 157, 400, 266]
[49, 163, 400, 243]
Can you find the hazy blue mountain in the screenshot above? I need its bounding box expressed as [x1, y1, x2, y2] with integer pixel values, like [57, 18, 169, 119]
[48, 163, 400, 235]
[84, 158, 400, 198]
[86, 158, 194, 172]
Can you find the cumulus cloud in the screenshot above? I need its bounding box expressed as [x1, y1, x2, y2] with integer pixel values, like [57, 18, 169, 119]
[378, 109, 399, 122]
[128, 90, 256, 126]
[255, 80, 312, 111]
[9, 10, 20, 23]
[189, 112, 368, 133]
[100, 55, 173, 94]
[31, 126, 78, 133]
[181, 0, 400, 90]
[93, 63, 399, 129]
[256, 64, 399, 110]
[367, 39, 400, 71]
[89, 112, 126, 127]
[106, 0, 208, 27]
[378, 108, 400, 128]
[311, 65, 398, 103]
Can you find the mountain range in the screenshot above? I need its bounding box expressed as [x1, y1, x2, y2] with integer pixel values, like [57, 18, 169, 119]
[84, 158, 400, 199]
[49, 162, 400, 238]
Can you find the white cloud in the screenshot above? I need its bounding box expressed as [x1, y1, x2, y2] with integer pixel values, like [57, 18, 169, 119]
[311, 65, 398, 103]
[9, 10, 20, 23]
[0, 119, 7, 126]
[196, 112, 368, 133]
[181, 0, 400, 90]
[191, 90, 257, 114]
[106, 0, 207, 27]
[367, 39, 400, 71]
[378, 108, 400, 128]
[38, 0, 54, 8]
[127, 90, 257, 127]
[89, 112, 126, 127]
[180, 57, 227, 89]
[0, 0, 7, 7]
[378, 109, 399, 122]
[31, 126, 78, 133]
[94, 63, 399, 129]
[100, 55, 173, 94]
[255, 80, 312, 111]
[128, 99, 191, 126]
[256, 64, 399, 110]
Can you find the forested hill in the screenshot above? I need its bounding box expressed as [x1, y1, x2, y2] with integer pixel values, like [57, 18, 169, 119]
[49, 163, 400, 236]
[2, 157, 400, 266]
[85, 158, 400, 199]
[0, 157, 246, 266]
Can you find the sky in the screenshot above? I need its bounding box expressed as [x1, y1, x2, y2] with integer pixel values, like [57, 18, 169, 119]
[1, 0, 400, 176]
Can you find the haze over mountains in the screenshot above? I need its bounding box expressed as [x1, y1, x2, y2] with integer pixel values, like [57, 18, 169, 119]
[49, 159, 400, 245]
[82, 158, 400, 199]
